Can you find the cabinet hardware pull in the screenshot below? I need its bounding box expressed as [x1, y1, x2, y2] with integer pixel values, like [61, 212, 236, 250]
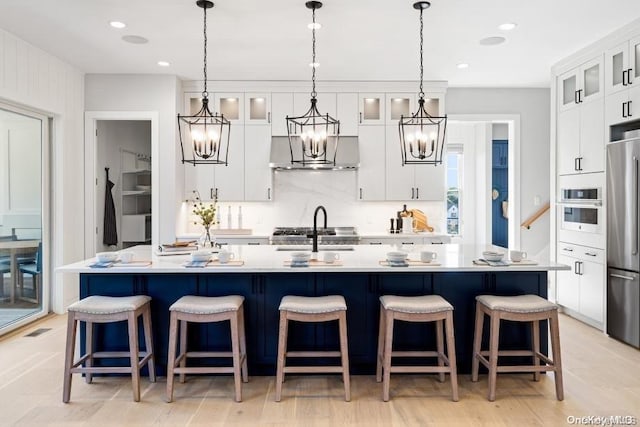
[629, 100, 633, 117]
[628, 68, 634, 85]
[610, 273, 635, 281]
[268, 112, 271, 123]
[267, 188, 271, 200]
[623, 70, 628, 86]
[562, 247, 574, 252]
[359, 112, 363, 123]
[248, 242, 260, 245]
[210, 188, 214, 199]
[416, 188, 419, 199]
[574, 157, 579, 171]
[370, 242, 382, 245]
[402, 242, 415, 245]
[584, 252, 597, 257]
[574, 261, 579, 274]
[578, 157, 583, 171]
[579, 261, 584, 275]
[215, 188, 219, 199]
[359, 188, 363, 199]
[411, 188, 415, 199]
[623, 101, 627, 118]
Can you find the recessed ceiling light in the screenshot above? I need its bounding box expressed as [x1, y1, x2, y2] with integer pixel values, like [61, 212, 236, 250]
[457, 63, 469, 69]
[157, 61, 170, 67]
[122, 35, 149, 44]
[307, 22, 322, 30]
[109, 21, 126, 29]
[498, 22, 517, 31]
[479, 36, 506, 46]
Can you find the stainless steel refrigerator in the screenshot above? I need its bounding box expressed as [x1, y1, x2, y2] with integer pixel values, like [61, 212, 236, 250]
[607, 138, 640, 348]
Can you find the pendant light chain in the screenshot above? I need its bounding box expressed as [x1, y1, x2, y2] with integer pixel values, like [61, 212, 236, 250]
[311, 7, 317, 99]
[202, 4, 208, 97]
[418, 7, 424, 100]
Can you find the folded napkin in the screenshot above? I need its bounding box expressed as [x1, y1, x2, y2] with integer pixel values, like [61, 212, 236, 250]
[290, 261, 309, 268]
[474, 259, 510, 267]
[184, 260, 209, 268]
[89, 261, 114, 268]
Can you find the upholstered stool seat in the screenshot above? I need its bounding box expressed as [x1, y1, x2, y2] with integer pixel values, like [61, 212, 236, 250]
[166, 295, 247, 403]
[472, 294, 564, 401]
[376, 295, 459, 402]
[63, 295, 156, 403]
[275, 295, 350, 402]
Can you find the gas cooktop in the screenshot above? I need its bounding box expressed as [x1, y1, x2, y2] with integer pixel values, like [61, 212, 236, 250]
[270, 227, 360, 245]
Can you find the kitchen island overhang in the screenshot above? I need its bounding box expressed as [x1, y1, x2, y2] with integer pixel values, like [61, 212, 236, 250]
[58, 245, 569, 376]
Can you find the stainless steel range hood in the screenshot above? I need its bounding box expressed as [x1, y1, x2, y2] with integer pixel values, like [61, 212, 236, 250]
[269, 136, 360, 170]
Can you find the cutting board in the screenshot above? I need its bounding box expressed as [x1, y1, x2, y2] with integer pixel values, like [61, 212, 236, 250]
[410, 209, 434, 232]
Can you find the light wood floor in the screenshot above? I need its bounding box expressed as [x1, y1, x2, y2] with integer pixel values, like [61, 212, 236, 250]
[0, 313, 638, 426]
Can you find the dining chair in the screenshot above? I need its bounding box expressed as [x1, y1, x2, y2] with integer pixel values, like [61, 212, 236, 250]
[17, 242, 42, 304]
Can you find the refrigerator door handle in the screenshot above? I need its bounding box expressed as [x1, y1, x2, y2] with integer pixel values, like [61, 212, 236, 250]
[610, 273, 635, 281]
[634, 156, 639, 255]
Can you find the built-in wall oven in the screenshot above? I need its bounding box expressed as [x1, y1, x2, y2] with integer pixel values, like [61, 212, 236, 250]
[559, 187, 603, 234]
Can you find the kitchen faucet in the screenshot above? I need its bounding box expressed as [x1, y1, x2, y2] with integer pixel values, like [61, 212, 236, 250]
[312, 205, 327, 254]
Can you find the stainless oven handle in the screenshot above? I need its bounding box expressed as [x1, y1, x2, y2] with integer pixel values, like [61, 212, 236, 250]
[634, 156, 639, 255]
[557, 200, 602, 207]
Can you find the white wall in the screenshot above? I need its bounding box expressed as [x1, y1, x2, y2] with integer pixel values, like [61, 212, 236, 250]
[492, 123, 509, 140]
[0, 28, 85, 314]
[85, 74, 181, 246]
[95, 120, 151, 252]
[447, 88, 551, 258]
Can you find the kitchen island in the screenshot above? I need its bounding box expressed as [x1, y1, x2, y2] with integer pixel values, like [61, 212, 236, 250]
[58, 244, 569, 376]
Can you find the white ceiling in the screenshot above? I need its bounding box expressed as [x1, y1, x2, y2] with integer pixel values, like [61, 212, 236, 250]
[1, 0, 639, 87]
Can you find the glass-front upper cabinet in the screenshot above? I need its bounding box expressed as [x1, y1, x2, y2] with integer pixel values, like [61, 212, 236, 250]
[558, 56, 603, 112]
[244, 93, 271, 125]
[358, 93, 385, 125]
[385, 93, 416, 125]
[605, 36, 640, 95]
[214, 93, 244, 124]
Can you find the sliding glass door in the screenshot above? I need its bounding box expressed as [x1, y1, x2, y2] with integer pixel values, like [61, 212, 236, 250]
[0, 103, 48, 333]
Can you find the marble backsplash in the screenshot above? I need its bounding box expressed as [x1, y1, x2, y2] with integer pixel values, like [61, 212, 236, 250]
[178, 170, 446, 235]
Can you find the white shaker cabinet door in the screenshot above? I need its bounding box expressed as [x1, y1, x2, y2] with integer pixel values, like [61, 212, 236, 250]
[557, 108, 580, 175]
[385, 126, 415, 201]
[184, 163, 215, 200]
[579, 259, 604, 323]
[337, 93, 359, 136]
[357, 125, 386, 201]
[579, 99, 605, 174]
[414, 160, 445, 201]
[244, 125, 273, 201]
[271, 93, 294, 136]
[556, 253, 580, 312]
[214, 126, 245, 201]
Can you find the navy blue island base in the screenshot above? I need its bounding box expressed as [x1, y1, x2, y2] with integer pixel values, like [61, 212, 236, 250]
[80, 270, 548, 376]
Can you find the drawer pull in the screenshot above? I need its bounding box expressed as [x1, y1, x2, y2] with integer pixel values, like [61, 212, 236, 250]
[584, 252, 597, 257]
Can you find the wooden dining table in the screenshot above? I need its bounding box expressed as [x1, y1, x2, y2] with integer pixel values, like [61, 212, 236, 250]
[0, 240, 40, 304]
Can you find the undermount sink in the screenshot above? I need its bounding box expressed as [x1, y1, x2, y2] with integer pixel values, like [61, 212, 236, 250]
[275, 245, 355, 251]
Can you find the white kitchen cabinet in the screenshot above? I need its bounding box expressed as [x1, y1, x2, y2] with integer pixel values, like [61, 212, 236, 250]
[358, 93, 385, 125]
[558, 56, 603, 113]
[214, 93, 244, 124]
[605, 35, 640, 95]
[386, 93, 416, 125]
[245, 93, 271, 125]
[557, 94, 604, 175]
[605, 85, 640, 127]
[244, 125, 272, 201]
[385, 126, 445, 201]
[556, 242, 604, 324]
[271, 92, 294, 136]
[357, 126, 386, 200]
[336, 93, 358, 136]
[214, 126, 245, 201]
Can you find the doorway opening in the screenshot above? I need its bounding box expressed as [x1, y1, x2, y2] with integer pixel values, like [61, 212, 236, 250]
[446, 115, 520, 248]
[0, 103, 50, 334]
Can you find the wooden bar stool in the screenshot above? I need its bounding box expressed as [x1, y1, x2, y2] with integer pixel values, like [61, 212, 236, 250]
[166, 295, 248, 403]
[376, 295, 459, 402]
[62, 295, 156, 403]
[275, 295, 350, 402]
[471, 294, 564, 401]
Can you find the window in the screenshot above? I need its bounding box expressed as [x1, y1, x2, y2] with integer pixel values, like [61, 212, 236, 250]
[446, 146, 463, 235]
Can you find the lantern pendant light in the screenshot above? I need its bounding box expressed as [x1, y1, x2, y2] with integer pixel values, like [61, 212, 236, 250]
[399, 1, 447, 166]
[286, 1, 340, 166]
[178, 0, 231, 166]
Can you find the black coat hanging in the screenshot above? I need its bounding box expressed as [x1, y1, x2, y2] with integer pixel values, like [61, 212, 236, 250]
[103, 167, 118, 246]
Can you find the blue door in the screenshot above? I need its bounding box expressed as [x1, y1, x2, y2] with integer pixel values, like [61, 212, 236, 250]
[492, 140, 508, 248]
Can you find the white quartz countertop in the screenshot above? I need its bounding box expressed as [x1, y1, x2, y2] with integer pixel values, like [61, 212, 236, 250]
[58, 244, 570, 274]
